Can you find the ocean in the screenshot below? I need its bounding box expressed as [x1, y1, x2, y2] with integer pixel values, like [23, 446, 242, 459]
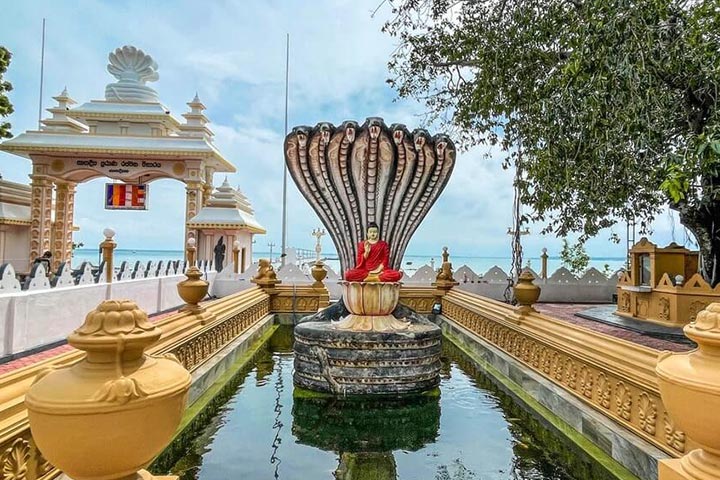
[71, 248, 626, 277]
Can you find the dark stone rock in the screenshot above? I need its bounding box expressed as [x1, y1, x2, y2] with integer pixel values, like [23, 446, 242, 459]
[293, 303, 442, 395]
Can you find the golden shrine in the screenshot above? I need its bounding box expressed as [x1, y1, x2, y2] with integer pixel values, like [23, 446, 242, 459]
[616, 238, 720, 325]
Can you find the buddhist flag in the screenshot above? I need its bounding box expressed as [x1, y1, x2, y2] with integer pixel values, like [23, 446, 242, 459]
[105, 183, 148, 210]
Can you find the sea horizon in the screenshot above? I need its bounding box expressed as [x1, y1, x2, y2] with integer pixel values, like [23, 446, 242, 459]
[71, 248, 627, 276]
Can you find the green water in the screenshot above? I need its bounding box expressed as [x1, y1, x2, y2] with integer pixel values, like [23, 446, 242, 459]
[164, 327, 614, 480]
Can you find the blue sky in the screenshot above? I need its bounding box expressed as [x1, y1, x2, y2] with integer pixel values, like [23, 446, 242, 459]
[0, 0, 689, 260]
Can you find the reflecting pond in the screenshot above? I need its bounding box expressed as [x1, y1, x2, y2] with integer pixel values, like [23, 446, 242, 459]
[162, 326, 613, 480]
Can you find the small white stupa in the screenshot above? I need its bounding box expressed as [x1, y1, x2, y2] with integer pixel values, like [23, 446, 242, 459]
[187, 177, 265, 276]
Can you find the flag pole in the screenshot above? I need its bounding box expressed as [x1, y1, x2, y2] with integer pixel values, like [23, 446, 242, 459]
[280, 33, 289, 267]
[37, 18, 46, 129]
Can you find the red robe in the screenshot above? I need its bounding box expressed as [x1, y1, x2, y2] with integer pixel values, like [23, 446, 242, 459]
[344, 240, 403, 282]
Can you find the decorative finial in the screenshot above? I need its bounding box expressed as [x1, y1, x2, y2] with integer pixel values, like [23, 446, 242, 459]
[192, 91, 201, 103]
[60, 86, 69, 97]
[104, 46, 160, 103]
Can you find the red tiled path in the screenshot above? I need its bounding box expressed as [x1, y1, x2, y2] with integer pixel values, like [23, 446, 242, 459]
[0, 308, 181, 375]
[535, 303, 692, 352]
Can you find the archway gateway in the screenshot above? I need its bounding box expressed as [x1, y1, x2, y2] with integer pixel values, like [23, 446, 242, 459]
[0, 46, 235, 269]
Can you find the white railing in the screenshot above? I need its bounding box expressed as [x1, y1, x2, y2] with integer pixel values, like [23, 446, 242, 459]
[0, 259, 216, 359]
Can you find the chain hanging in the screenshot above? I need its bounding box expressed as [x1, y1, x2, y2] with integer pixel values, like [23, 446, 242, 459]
[503, 146, 525, 304]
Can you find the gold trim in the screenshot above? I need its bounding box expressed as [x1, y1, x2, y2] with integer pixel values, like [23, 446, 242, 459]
[441, 289, 691, 457]
[0, 218, 31, 226]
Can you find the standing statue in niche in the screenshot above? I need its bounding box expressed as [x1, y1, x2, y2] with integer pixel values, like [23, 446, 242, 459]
[344, 223, 403, 282]
[214, 237, 226, 271]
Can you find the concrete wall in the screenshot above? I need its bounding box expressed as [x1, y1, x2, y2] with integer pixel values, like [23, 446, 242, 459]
[405, 264, 619, 303]
[0, 225, 30, 273]
[0, 271, 216, 358]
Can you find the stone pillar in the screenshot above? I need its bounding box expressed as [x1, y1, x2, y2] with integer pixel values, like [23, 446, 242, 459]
[29, 174, 54, 263]
[202, 166, 215, 207]
[184, 181, 203, 249]
[540, 248, 549, 280]
[202, 182, 213, 207]
[51, 181, 76, 270]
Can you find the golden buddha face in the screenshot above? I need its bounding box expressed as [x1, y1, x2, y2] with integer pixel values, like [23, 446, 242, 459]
[367, 226, 379, 242]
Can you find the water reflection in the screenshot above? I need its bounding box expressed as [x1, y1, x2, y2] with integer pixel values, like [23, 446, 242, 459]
[161, 327, 612, 480]
[292, 392, 440, 479]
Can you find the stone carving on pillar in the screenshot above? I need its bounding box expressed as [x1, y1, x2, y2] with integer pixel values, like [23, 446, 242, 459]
[284, 119, 456, 273]
[185, 181, 202, 246]
[29, 174, 54, 263]
[51, 182, 76, 269]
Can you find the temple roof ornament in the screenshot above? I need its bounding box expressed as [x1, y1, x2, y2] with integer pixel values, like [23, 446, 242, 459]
[179, 93, 213, 139]
[187, 178, 265, 232]
[104, 45, 160, 103]
[41, 87, 88, 133]
[0, 45, 235, 175]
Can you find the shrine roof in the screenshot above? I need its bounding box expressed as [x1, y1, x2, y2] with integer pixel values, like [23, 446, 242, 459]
[187, 207, 266, 233]
[187, 178, 265, 233]
[0, 203, 30, 225]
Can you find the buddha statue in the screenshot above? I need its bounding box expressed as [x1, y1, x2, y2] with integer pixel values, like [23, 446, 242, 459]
[344, 222, 403, 282]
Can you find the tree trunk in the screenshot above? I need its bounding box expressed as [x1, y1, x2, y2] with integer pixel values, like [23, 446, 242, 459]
[675, 203, 720, 288]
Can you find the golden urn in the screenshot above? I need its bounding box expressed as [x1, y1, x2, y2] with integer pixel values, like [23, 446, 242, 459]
[657, 302, 720, 480]
[177, 237, 209, 312]
[334, 281, 409, 332]
[311, 261, 328, 288]
[513, 269, 541, 309]
[26, 300, 191, 480]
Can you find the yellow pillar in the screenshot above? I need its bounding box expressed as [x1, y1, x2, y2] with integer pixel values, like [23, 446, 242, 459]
[233, 241, 240, 274]
[51, 181, 76, 270]
[29, 174, 54, 263]
[184, 181, 202, 254]
[657, 302, 720, 480]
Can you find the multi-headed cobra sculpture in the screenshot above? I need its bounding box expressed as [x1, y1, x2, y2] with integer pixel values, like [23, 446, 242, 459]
[284, 118, 456, 273]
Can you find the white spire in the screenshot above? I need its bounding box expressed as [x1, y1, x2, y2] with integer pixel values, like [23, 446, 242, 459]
[41, 87, 87, 132]
[179, 92, 213, 139]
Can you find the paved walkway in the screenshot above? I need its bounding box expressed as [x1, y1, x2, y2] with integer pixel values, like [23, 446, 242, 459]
[535, 303, 693, 352]
[0, 302, 693, 377]
[0, 308, 181, 375]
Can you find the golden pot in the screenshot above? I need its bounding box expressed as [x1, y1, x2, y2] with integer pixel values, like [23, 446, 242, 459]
[656, 302, 720, 478]
[311, 262, 328, 287]
[177, 266, 209, 306]
[26, 300, 191, 480]
[341, 281, 400, 316]
[513, 269, 540, 307]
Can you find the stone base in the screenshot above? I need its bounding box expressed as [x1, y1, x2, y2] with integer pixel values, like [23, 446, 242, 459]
[293, 319, 441, 395]
[659, 452, 720, 480]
